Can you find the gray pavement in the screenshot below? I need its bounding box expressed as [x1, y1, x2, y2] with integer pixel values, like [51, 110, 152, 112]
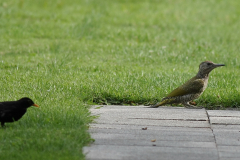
[83, 105, 240, 160]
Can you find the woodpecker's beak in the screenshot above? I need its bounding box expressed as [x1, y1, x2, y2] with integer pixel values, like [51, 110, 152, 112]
[214, 63, 225, 67]
[33, 104, 40, 107]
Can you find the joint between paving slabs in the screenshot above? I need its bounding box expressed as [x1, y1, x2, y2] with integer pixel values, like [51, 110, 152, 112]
[205, 110, 220, 160]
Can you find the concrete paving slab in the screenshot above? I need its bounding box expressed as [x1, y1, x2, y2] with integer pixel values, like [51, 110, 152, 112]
[91, 106, 208, 121]
[208, 110, 240, 125]
[92, 139, 217, 148]
[212, 130, 240, 137]
[91, 132, 215, 142]
[91, 105, 209, 128]
[90, 123, 211, 131]
[93, 118, 210, 127]
[215, 137, 240, 146]
[93, 119, 210, 128]
[90, 128, 213, 136]
[84, 145, 218, 160]
[218, 146, 240, 152]
[207, 110, 240, 117]
[85, 105, 240, 160]
[209, 117, 240, 125]
[211, 124, 240, 130]
[219, 151, 240, 158]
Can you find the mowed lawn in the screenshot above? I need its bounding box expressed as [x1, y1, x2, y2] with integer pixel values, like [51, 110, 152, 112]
[0, 0, 240, 159]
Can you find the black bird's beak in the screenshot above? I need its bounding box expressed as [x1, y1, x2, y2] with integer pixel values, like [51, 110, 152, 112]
[33, 104, 40, 107]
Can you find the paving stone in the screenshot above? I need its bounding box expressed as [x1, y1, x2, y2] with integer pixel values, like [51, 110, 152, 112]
[208, 110, 240, 125]
[215, 137, 240, 146]
[213, 130, 240, 137]
[207, 110, 240, 117]
[218, 146, 240, 152]
[84, 145, 218, 160]
[90, 105, 209, 128]
[90, 128, 213, 136]
[211, 125, 240, 130]
[90, 124, 211, 131]
[91, 132, 215, 142]
[84, 105, 240, 160]
[91, 106, 208, 121]
[219, 151, 240, 158]
[93, 118, 210, 127]
[209, 117, 240, 125]
[92, 139, 216, 148]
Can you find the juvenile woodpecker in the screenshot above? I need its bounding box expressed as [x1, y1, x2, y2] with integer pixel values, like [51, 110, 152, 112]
[151, 61, 225, 108]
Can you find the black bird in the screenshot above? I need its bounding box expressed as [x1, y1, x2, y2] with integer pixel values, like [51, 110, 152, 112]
[0, 97, 39, 127]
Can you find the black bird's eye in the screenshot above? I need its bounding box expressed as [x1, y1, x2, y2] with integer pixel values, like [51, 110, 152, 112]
[207, 63, 211, 66]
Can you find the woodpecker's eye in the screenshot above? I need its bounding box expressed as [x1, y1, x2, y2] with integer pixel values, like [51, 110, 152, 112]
[207, 63, 211, 66]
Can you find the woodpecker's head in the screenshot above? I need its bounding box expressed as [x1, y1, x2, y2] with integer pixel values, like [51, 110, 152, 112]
[198, 61, 225, 76]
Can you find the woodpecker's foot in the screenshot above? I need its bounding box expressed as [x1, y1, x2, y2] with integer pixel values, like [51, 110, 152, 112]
[185, 106, 203, 109]
[182, 102, 203, 109]
[149, 104, 159, 108]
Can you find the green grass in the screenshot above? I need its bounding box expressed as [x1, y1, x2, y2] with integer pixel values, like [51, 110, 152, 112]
[1, 0, 240, 159]
[0, 59, 94, 159]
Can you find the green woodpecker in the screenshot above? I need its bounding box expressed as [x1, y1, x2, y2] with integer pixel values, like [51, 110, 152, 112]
[151, 61, 225, 108]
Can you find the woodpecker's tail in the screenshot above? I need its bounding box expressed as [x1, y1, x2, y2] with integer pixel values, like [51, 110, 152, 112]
[149, 98, 173, 108]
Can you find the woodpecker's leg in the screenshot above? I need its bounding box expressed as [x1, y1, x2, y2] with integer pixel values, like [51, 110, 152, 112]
[182, 102, 203, 109]
[149, 103, 160, 108]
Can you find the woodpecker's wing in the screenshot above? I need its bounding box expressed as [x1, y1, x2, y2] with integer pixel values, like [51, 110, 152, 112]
[165, 78, 205, 98]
